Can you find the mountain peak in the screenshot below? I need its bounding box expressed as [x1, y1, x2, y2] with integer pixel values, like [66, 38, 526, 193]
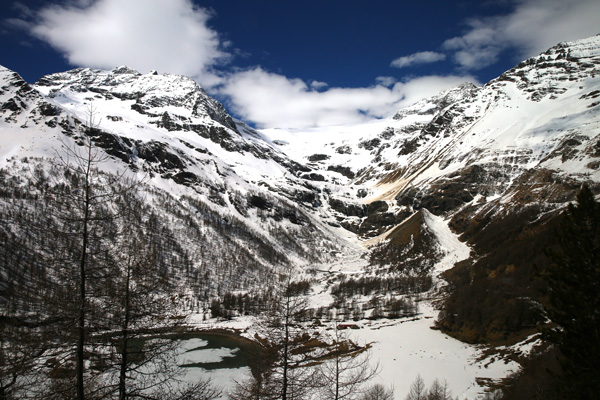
[34, 66, 237, 131]
[556, 33, 600, 54]
[111, 66, 142, 75]
[489, 33, 600, 98]
[393, 81, 478, 120]
[0, 65, 30, 89]
[0, 65, 41, 119]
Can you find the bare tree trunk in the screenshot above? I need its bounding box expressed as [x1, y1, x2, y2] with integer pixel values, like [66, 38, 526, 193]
[119, 258, 132, 400]
[282, 295, 290, 400]
[76, 232, 86, 400]
[335, 338, 340, 400]
[76, 139, 94, 400]
[316, 322, 379, 400]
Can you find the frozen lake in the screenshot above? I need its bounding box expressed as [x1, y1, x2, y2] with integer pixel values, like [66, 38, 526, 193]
[173, 333, 254, 399]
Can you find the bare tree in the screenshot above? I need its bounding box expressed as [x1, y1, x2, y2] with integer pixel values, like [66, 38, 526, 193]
[406, 375, 426, 400]
[111, 238, 179, 399]
[229, 342, 279, 400]
[52, 104, 121, 399]
[361, 383, 395, 400]
[46, 103, 142, 398]
[230, 276, 318, 400]
[0, 324, 44, 400]
[106, 234, 197, 400]
[273, 276, 322, 400]
[427, 378, 452, 400]
[0, 158, 89, 399]
[0, 226, 47, 399]
[317, 324, 379, 400]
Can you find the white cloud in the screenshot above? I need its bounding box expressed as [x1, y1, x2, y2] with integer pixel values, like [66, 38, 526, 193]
[29, 0, 229, 86]
[310, 80, 328, 90]
[375, 76, 397, 87]
[443, 0, 600, 70]
[219, 68, 477, 129]
[390, 51, 447, 68]
[22, 0, 478, 130]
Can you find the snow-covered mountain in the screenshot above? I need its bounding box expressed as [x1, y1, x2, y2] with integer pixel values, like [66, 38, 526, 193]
[262, 34, 600, 228]
[0, 63, 354, 299]
[258, 35, 600, 345]
[1, 33, 600, 398]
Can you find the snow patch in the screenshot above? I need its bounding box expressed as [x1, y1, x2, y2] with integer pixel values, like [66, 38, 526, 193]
[422, 209, 471, 273]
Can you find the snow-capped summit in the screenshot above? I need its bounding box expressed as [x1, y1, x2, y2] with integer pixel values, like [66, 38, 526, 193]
[393, 82, 479, 120]
[0, 66, 42, 118]
[36, 66, 238, 131]
[372, 33, 600, 204]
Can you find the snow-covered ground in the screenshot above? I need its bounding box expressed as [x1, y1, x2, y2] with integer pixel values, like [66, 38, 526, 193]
[317, 214, 512, 399]
[186, 294, 520, 400]
[423, 210, 472, 274]
[185, 216, 521, 400]
[350, 304, 519, 399]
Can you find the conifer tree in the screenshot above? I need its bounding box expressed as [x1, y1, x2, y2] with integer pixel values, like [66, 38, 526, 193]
[544, 184, 600, 399]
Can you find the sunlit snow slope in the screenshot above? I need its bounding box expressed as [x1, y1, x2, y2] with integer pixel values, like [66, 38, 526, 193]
[1, 34, 600, 400]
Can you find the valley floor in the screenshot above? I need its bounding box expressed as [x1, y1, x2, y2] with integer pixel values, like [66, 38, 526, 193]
[349, 302, 520, 399]
[309, 245, 523, 399]
[187, 223, 534, 399]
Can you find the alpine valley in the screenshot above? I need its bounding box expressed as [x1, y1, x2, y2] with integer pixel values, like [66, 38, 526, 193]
[1, 34, 599, 399]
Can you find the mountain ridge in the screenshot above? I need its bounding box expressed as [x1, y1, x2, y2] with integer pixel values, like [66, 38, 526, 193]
[1, 33, 599, 310]
[1, 34, 600, 398]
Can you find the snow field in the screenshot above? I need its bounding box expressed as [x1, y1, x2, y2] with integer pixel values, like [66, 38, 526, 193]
[184, 213, 517, 399]
[349, 303, 520, 399]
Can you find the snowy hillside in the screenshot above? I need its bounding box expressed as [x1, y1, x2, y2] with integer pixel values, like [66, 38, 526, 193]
[0, 63, 353, 298]
[261, 35, 600, 206]
[1, 34, 599, 399]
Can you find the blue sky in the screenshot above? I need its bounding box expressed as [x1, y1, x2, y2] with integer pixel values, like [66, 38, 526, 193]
[2, 0, 599, 128]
